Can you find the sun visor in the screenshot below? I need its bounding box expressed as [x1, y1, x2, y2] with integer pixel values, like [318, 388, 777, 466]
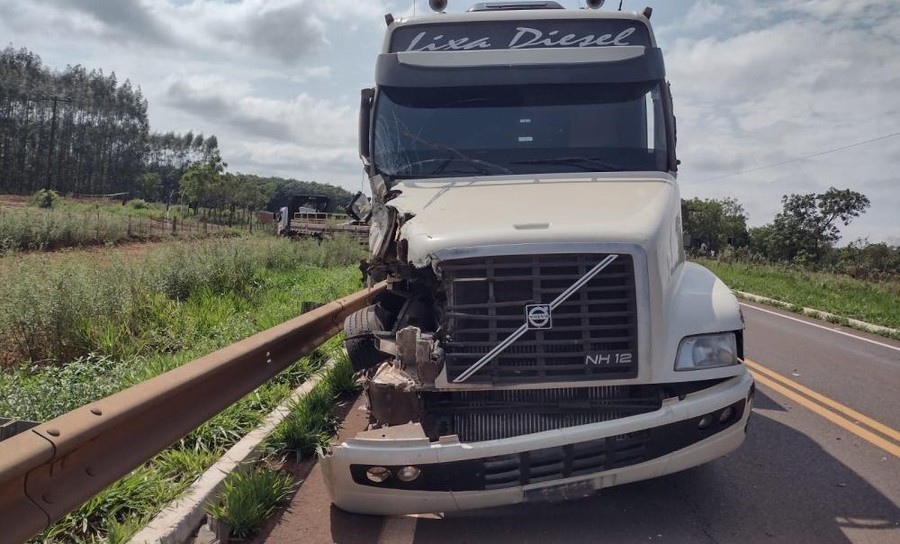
[375, 47, 665, 87]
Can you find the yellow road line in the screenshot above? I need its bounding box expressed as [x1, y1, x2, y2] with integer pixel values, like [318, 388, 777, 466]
[746, 368, 900, 459]
[745, 358, 900, 443]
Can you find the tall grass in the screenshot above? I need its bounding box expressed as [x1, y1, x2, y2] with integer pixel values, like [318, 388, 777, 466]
[0, 234, 364, 543]
[0, 206, 248, 252]
[699, 258, 900, 329]
[0, 235, 365, 366]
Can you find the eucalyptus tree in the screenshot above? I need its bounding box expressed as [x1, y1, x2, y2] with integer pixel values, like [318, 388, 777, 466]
[0, 46, 149, 196]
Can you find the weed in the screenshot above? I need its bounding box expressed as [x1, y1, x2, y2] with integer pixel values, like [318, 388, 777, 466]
[268, 380, 337, 462]
[0, 354, 127, 421]
[266, 352, 358, 463]
[0, 236, 362, 541]
[38, 466, 186, 543]
[0, 237, 363, 364]
[205, 468, 296, 539]
[97, 516, 146, 544]
[153, 449, 219, 481]
[327, 355, 361, 397]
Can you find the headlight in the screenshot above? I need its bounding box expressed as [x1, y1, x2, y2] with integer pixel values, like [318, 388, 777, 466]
[397, 466, 422, 482]
[675, 333, 738, 371]
[366, 466, 391, 483]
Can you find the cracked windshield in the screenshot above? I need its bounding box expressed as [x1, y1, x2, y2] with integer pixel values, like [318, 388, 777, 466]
[373, 81, 669, 179]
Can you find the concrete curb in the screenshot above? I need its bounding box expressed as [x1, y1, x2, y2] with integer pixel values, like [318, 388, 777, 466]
[734, 290, 900, 338]
[129, 359, 336, 544]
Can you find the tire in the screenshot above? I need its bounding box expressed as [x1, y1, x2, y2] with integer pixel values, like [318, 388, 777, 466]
[344, 306, 389, 372]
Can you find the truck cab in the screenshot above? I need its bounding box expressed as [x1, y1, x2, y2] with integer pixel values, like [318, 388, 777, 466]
[322, 1, 753, 515]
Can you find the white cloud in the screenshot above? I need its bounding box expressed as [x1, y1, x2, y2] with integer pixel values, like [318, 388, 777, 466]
[297, 65, 333, 80]
[1, 0, 897, 241]
[665, 0, 900, 241]
[679, 0, 727, 31]
[163, 74, 356, 145]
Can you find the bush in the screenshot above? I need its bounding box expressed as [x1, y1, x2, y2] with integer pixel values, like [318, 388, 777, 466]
[29, 189, 60, 209]
[127, 198, 149, 210]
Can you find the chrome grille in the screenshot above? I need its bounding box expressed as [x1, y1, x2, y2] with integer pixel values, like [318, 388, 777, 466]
[441, 253, 638, 383]
[423, 386, 661, 442]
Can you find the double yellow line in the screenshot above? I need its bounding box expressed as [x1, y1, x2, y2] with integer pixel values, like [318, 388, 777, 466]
[744, 358, 900, 458]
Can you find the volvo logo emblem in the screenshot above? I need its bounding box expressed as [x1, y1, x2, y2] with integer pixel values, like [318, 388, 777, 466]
[525, 304, 552, 330]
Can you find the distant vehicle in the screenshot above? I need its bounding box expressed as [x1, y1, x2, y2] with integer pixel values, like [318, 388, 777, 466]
[273, 194, 369, 243]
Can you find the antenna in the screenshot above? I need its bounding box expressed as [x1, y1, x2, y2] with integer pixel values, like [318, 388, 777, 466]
[618, 0, 623, 10]
[413, 0, 416, 16]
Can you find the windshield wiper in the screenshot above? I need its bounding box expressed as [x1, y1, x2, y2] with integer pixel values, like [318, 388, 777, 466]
[399, 157, 512, 177]
[513, 157, 623, 172]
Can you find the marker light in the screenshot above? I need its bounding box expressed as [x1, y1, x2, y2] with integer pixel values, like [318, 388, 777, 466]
[719, 406, 735, 423]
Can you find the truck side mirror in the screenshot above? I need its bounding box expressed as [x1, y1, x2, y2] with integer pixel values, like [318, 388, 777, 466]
[359, 88, 375, 163]
[347, 191, 373, 223]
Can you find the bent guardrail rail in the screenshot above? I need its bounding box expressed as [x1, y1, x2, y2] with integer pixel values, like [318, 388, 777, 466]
[0, 282, 386, 544]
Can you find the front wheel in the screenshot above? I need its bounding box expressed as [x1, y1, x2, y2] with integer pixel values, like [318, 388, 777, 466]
[343, 306, 389, 372]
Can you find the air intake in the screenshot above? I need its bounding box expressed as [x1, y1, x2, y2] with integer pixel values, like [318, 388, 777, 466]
[468, 2, 565, 11]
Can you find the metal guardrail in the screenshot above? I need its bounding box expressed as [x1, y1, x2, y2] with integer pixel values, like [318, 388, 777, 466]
[0, 283, 385, 544]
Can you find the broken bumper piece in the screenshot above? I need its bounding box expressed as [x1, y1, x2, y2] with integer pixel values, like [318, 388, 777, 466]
[321, 371, 753, 515]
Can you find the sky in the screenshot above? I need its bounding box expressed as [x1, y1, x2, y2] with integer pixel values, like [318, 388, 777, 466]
[1, 0, 898, 244]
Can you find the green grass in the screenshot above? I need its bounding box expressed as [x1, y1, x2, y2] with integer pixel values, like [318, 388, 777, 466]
[268, 379, 338, 462]
[0, 193, 257, 253]
[0, 235, 364, 366]
[206, 468, 296, 539]
[267, 355, 361, 462]
[29, 346, 342, 544]
[697, 258, 900, 330]
[0, 235, 365, 543]
[199, 356, 361, 541]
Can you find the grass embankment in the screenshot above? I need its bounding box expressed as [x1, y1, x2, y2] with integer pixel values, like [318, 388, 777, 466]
[0, 235, 365, 543]
[697, 258, 900, 330]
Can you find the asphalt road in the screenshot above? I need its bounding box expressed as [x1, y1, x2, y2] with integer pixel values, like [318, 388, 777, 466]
[262, 302, 900, 544]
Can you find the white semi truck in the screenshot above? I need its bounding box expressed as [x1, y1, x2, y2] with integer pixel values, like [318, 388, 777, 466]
[322, 0, 754, 515]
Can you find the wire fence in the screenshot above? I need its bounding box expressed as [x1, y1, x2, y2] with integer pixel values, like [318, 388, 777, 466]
[0, 207, 263, 253]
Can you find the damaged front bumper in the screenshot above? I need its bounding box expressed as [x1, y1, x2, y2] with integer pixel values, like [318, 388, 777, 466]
[321, 371, 754, 515]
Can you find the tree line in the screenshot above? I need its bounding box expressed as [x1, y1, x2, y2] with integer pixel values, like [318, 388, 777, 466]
[0, 47, 148, 196]
[0, 46, 354, 220]
[682, 188, 899, 279]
